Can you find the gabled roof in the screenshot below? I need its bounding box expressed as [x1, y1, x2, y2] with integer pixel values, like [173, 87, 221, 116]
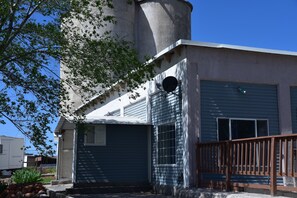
[73, 39, 297, 114]
[176, 39, 297, 57]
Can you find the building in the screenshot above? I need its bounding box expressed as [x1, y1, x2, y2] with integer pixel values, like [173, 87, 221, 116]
[0, 136, 24, 171]
[55, 0, 297, 195]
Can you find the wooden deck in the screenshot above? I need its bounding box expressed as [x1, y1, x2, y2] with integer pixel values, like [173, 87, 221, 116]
[196, 134, 297, 196]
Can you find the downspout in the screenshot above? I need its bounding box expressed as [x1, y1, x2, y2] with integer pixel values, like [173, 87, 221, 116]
[72, 127, 78, 184]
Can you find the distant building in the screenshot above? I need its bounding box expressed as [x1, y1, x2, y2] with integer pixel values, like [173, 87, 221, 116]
[0, 135, 24, 170]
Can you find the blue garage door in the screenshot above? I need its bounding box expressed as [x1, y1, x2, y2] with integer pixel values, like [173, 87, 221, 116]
[76, 124, 149, 185]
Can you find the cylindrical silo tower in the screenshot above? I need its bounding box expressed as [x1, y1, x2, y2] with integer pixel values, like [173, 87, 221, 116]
[135, 0, 192, 58]
[101, 0, 135, 43]
[61, 0, 136, 111]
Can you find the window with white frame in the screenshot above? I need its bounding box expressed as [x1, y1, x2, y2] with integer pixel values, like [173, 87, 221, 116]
[84, 125, 106, 146]
[217, 118, 269, 141]
[0, 144, 2, 154]
[157, 123, 176, 165]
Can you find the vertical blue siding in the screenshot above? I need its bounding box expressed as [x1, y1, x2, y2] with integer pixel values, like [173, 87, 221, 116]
[201, 81, 279, 142]
[291, 87, 297, 133]
[75, 124, 148, 184]
[151, 88, 183, 186]
[124, 99, 147, 121]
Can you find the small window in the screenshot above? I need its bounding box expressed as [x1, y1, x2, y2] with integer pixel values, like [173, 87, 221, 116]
[0, 144, 3, 154]
[217, 118, 268, 141]
[157, 123, 176, 165]
[84, 125, 106, 146]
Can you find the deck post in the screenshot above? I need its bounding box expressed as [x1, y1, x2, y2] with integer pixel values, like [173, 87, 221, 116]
[270, 137, 277, 196]
[226, 141, 231, 191]
[196, 143, 200, 187]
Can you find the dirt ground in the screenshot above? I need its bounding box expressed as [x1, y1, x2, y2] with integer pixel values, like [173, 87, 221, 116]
[67, 192, 173, 198]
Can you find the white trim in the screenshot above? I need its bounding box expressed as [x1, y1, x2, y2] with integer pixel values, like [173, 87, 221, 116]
[72, 128, 77, 183]
[216, 117, 270, 141]
[156, 164, 178, 167]
[56, 137, 61, 179]
[156, 39, 297, 59]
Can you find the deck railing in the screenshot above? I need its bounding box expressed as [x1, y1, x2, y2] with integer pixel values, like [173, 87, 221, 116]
[196, 134, 297, 196]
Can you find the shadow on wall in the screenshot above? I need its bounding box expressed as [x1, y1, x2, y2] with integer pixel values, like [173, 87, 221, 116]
[135, 4, 156, 60]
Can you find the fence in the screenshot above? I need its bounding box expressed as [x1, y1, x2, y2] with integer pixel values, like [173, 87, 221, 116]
[196, 134, 297, 195]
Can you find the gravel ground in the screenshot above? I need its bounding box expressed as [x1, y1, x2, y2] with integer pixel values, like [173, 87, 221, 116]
[67, 192, 172, 198]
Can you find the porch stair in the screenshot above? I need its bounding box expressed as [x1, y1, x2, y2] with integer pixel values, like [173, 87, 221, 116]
[66, 184, 152, 195]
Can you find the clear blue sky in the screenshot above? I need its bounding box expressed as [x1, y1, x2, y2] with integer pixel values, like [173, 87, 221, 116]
[1, 0, 297, 153]
[190, 0, 297, 51]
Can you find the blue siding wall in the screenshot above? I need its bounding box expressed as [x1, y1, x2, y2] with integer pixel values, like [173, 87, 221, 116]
[151, 88, 183, 186]
[76, 124, 148, 184]
[291, 87, 297, 133]
[109, 109, 121, 116]
[201, 81, 279, 142]
[124, 99, 147, 121]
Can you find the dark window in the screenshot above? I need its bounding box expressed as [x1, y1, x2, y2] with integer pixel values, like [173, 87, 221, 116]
[0, 144, 3, 154]
[157, 123, 176, 164]
[84, 125, 106, 146]
[218, 118, 268, 140]
[231, 120, 255, 139]
[257, 120, 268, 137]
[218, 119, 229, 141]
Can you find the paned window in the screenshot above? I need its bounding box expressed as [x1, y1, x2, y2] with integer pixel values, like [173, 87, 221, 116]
[218, 118, 268, 141]
[157, 123, 176, 164]
[84, 125, 106, 146]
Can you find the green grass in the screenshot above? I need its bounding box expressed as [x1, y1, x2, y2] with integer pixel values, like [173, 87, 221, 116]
[41, 167, 56, 174]
[41, 176, 54, 184]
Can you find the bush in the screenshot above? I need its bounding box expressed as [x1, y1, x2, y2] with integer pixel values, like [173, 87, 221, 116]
[11, 169, 42, 184]
[0, 181, 7, 194]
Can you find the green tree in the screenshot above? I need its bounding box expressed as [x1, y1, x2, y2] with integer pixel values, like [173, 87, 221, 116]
[0, 0, 155, 155]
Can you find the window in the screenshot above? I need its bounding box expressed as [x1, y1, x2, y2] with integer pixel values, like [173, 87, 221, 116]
[84, 125, 106, 146]
[217, 118, 268, 141]
[157, 123, 176, 165]
[0, 144, 2, 154]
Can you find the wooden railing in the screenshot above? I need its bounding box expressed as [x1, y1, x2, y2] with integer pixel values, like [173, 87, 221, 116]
[196, 134, 297, 196]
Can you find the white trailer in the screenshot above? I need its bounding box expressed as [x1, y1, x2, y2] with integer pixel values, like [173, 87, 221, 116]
[0, 136, 24, 170]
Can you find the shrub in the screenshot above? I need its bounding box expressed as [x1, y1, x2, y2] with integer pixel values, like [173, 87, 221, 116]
[11, 169, 42, 184]
[0, 181, 7, 194]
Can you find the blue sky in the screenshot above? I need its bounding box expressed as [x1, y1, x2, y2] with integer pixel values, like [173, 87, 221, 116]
[190, 0, 297, 51]
[1, 0, 297, 153]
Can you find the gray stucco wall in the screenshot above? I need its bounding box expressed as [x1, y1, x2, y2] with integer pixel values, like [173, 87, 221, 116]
[151, 88, 183, 186]
[200, 80, 279, 142]
[75, 124, 149, 184]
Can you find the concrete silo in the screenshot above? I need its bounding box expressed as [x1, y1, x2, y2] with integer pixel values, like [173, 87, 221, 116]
[135, 0, 192, 58]
[61, 0, 136, 111]
[101, 0, 136, 43]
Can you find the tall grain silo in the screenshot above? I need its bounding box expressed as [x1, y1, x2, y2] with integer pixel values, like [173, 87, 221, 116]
[135, 0, 192, 58]
[101, 0, 136, 43]
[61, 0, 136, 111]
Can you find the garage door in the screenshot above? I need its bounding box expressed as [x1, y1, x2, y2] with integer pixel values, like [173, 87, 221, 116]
[76, 124, 149, 185]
